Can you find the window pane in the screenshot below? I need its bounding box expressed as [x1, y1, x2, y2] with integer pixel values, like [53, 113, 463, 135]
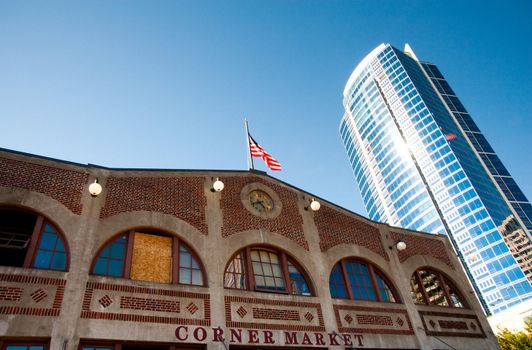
[33, 226, 68, 271]
[191, 269, 202, 285]
[108, 259, 124, 277]
[180, 251, 191, 268]
[177, 242, 204, 286]
[40, 232, 57, 250]
[288, 260, 311, 296]
[92, 235, 127, 277]
[224, 252, 246, 289]
[345, 260, 377, 301]
[329, 264, 348, 299]
[444, 277, 465, 308]
[179, 267, 191, 284]
[375, 273, 396, 302]
[51, 252, 67, 270]
[110, 242, 125, 259]
[251, 249, 286, 291]
[93, 259, 108, 275]
[33, 250, 52, 269]
[419, 270, 449, 306]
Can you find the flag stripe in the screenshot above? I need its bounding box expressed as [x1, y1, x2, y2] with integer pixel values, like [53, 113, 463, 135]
[248, 134, 282, 171]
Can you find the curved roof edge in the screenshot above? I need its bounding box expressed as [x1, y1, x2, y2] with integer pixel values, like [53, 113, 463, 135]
[343, 43, 388, 97]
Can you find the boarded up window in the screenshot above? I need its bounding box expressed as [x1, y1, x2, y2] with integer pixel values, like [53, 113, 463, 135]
[131, 232, 172, 283]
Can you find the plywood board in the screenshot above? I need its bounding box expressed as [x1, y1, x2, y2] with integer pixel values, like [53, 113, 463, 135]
[131, 232, 172, 283]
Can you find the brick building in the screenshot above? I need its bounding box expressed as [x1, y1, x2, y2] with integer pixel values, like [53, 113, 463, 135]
[0, 148, 499, 349]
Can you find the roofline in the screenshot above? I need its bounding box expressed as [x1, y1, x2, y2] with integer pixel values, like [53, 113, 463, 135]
[0, 146, 445, 240]
[343, 43, 388, 97]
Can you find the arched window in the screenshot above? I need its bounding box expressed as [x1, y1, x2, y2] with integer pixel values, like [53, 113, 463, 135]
[410, 269, 466, 308]
[329, 258, 398, 303]
[224, 246, 313, 296]
[91, 230, 205, 286]
[0, 208, 68, 271]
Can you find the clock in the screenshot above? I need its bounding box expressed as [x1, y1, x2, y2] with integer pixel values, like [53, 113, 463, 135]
[249, 190, 274, 213]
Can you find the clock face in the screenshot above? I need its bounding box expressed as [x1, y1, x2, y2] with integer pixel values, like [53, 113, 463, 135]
[249, 190, 274, 213]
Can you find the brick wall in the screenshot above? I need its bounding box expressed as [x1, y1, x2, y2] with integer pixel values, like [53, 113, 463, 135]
[120, 296, 180, 313]
[0, 156, 87, 214]
[100, 176, 208, 234]
[220, 176, 308, 250]
[0, 286, 23, 301]
[252, 307, 300, 321]
[315, 205, 387, 260]
[390, 231, 454, 268]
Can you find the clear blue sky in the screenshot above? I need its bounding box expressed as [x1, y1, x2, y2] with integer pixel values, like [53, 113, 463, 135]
[1, 0, 531, 216]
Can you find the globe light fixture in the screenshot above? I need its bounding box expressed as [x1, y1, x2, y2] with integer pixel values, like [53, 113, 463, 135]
[88, 179, 102, 197]
[212, 178, 224, 192]
[396, 241, 407, 251]
[389, 240, 407, 251]
[310, 199, 321, 211]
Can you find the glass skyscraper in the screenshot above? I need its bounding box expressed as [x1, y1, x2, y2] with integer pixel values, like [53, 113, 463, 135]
[340, 43, 532, 315]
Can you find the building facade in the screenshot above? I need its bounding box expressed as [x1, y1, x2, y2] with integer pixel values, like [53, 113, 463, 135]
[339, 43, 532, 316]
[0, 148, 499, 349]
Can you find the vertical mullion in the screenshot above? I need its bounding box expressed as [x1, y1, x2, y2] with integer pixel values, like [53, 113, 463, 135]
[245, 247, 255, 291]
[368, 264, 382, 302]
[280, 252, 291, 294]
[341, 260, 354, 300]
[172, 237, 180, 284]
[438, 273, 453, 307]
[123, 231, 135, 278]
[24, 215, 44, 268]
[416, 270, 430, 305]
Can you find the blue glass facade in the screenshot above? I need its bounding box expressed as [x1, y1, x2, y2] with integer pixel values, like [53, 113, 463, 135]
[340, 44, 532, 315]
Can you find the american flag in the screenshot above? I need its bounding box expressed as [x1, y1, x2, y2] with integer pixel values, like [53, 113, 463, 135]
[248, 134, 282, 171]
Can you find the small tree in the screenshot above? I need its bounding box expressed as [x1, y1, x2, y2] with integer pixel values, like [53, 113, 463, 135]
[496, 318, 532, 350]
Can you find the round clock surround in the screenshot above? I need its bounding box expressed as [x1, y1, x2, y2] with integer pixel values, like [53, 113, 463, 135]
[240, 183, 282, 219]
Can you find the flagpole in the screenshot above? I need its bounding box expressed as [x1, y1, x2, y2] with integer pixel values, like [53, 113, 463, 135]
[244, 118, 255, 170]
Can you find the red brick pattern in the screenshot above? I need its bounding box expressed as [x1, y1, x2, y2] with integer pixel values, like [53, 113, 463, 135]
[0, 156, 88, 214]
[0, 286, 23, 301]
[439, 320, 468, 330]
[100, 177, 208, 234]
[419, 310, 486, 338]
[98, 295, 113, 308]
[390, 231, 454, 268]
[120, 296, 180, 313]
[225, 295, 325, 332]
[315, 205, 387, 259]
[186, 302, 199, 314]
[0, 274, 66, 317]
[334, 304, 414, 335]
[220, 177, 308, 250]
[30, 289, 47, 303]
[356, 314, 393, 326]
[81, 281, 210, 326]
[252, 307, 300, 321]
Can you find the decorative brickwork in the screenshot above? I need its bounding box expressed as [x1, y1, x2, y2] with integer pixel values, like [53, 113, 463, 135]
[419, 310, 486, 338]
[252, 307, 300, 321]
[334, 304, 414, 335]
[81, 281, 210, 326]
[98, 295, 113, 308]
[356, 314, 393, 326]
[100, 176, 208, 234]
[0, 286, 23, 301]
[225, 295, 324, 332]
[30, 289, 47, 302]
[220, 177, 308, 250]
[439, 320, 468, 330]
[315, 205, 387, 259]
[120, 296, 180, 313]
[390, 231, 454, 268]
[0, 274, 66, 317]
[186, 302, 199, 314]
[0, 156, 87, 214]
